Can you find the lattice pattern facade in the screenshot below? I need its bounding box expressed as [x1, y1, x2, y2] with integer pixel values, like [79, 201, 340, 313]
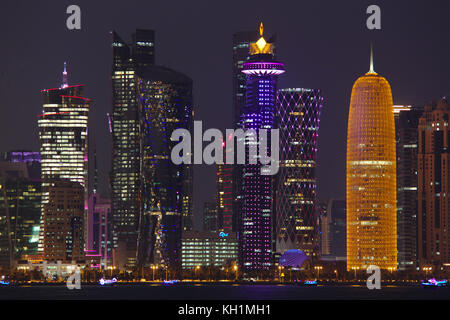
[346, 71, 397, 271]
[275, 88, 323, 258]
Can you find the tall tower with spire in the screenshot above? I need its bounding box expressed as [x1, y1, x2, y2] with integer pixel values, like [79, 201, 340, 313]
[238, 23, 285, 272]
[61, 62, 68, 88]
[346, 46, 397, 271]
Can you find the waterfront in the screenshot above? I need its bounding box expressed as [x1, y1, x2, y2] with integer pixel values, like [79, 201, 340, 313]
[0, 283, 449, 300]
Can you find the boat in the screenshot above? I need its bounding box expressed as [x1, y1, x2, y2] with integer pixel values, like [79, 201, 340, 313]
[421, 278, 447, 288]
[163, 280, 179, 285]
[99, 277, 118, 286]
[304, 280, 318, 286]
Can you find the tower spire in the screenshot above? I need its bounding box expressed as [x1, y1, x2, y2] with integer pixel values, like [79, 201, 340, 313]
[61, 62, 68, 88]
[368, 43, 375, 74]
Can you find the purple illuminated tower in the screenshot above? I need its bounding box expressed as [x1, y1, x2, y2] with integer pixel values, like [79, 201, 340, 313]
[238, 23, 285, 272]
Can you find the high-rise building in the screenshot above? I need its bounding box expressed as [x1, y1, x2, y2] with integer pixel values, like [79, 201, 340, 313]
[110, 30, 155, 269]
[42, 180, 84, 262]
[217, 163, 233, 231]
[0, 162, 41, 268]
[88, 193, 112, 269]
[346, 49, 397, 271]
[135, 66, 193, 270]
[320, 199, 346, 261]
[232, 29, 276, 251]
[238, 23, 285, 271]
[203, 200, 218, 232]
[394, 105, 423, 271]
[38, 64, 90, 255]
[181, 231, 238, 269]
[417, 98, 450, 268]
[275, 88, 323, 258]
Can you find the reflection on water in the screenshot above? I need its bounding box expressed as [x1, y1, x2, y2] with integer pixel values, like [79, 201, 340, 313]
[0, 284, 448, 300]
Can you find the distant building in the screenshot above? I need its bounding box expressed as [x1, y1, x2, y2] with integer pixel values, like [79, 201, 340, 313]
[42, 180, 84, 263]
[0, 162, 41, 269]
[38, 64, 90, 255]
[417, 99, 450, 268]
[320, 199, 346, 261]
[394, 105, 423, 271]
[203, 200, 218, 232]
[87, 193, 112, 269]
[181, 231, 238, 269]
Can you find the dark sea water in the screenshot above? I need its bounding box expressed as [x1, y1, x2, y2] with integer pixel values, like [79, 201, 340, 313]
[0, 283, 449, 300]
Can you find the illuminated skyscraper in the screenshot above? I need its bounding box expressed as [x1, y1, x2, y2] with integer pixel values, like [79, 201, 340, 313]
[417, 99, 450, 268]
[394, 105, 423, 271]
[232, 30, 276, 241]
[275, 88, 323, 257]
[346, 49, 397, 271]
[110, 30, 155, 269]
[38, 64, 90, 256]
[238, 23, 285, 271]
[0, 162, 41, 268]
[135, 66, 193, 271]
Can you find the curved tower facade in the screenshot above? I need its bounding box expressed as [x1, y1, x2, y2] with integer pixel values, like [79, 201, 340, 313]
[275, 88, 323, 258]
[346, 51, 397, 271]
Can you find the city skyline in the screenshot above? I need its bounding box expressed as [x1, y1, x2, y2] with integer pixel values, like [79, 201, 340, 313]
[2, 1, 449, 231]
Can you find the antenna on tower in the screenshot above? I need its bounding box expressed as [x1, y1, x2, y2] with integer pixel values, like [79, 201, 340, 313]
[368, 43, 375, 74]
[61, 62, 68, 88]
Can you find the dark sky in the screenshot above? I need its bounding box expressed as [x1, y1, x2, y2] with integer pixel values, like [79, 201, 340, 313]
[0, 0, 449, 230]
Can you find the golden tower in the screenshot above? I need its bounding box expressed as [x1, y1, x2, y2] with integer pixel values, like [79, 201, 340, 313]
[346, 47, 397, 271]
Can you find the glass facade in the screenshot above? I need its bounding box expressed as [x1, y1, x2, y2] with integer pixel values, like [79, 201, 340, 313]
[181, 231, 238, 269]
[135, 66, 193, 270]
[0, 162, 41, 268]
[110, 30, 155, 269]
[275, 88, 323, 258]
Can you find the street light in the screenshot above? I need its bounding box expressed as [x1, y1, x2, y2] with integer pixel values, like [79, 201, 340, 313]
[233, 264, 238, 281]
[314, 266, 323, 280]
[195, 265, 200, 280]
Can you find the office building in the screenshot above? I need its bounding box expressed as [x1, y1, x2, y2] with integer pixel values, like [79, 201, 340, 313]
[394, 105, 423, 271]
[346, 49, 397, 271]
[417, 98, 450, 268]
[181, 231, 238, 269]
[275, 88, 323, 257]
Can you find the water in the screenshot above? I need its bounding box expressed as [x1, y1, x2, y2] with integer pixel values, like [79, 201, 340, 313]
[0, 283, 449, 300]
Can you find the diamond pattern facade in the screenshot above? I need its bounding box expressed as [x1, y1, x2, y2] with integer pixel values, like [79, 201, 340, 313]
[275, 88, 323, 258]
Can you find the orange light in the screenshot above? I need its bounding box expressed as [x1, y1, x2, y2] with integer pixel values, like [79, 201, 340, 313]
[346, 52, 397, 271]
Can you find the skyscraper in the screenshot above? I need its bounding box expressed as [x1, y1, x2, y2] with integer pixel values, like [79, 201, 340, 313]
[203, 200, 218, 232]
[135, 66, 193, 271]
[232, 30, 276, 246]
[346, 49, 397, 271]
[110, 30, 155, 269]
[238, 23, 285, 272]
[417, 99, 450, 268]
[38, 64, 90, 256]
[0, 162, 41, 268]
[394, 105, 423, 271]
[275, 88, 323, 257]
[320, 199, 346, 261]
[217, 163, 233, 232]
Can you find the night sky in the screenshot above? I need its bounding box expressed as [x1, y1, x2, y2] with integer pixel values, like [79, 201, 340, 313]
[0, 0, 449, 230]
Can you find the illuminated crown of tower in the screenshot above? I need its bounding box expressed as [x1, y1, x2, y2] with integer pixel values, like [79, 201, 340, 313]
[249, 22, 274, 55]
